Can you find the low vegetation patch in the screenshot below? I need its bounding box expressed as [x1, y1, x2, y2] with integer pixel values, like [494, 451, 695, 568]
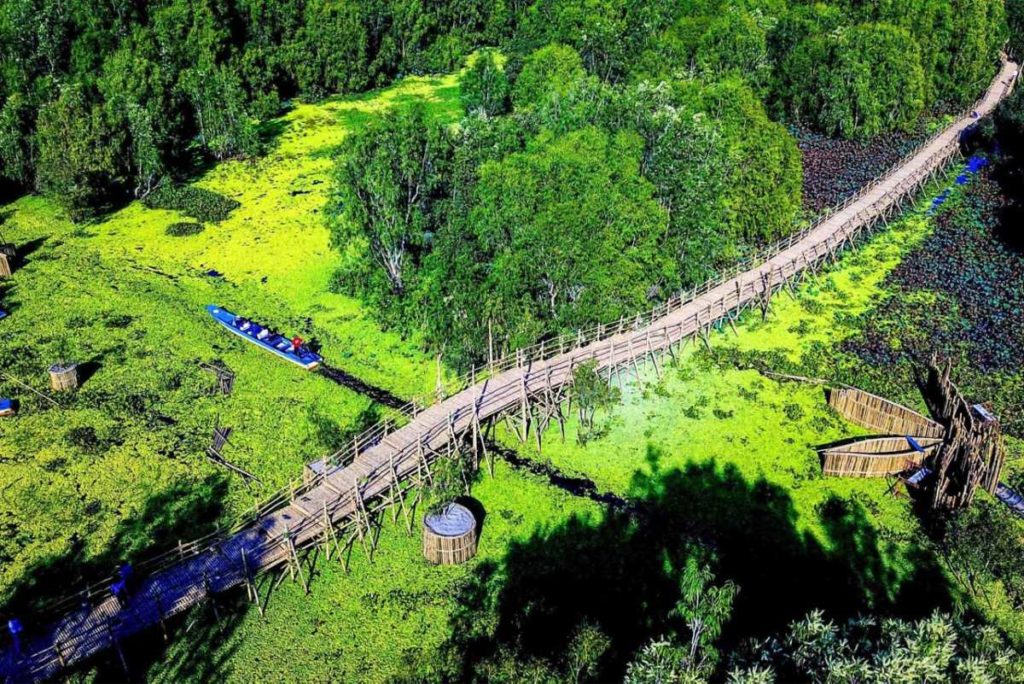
[143, 185, 240, 223]
[164, 221, 205, 237]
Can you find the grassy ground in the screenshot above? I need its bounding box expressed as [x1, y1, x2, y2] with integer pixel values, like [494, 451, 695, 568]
[0, 73, 462, 610]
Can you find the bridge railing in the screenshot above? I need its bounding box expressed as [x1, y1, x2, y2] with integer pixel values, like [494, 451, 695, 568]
[12, 60, 1016, 640]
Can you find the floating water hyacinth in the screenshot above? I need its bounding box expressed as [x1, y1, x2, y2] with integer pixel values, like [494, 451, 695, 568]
[845, 171, 1024, 435]
[794, 125, 925, 213]
[930, 155, 989, 213]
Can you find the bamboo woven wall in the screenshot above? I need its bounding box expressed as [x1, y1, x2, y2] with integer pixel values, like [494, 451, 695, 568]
[828, 388, 945, 438]
[926, 359, 1006, 508]
[822, 448, 927, 478]
[821, 436, 937, 477]
[48, 364, 79, 391]
[422, 526, 477, 565]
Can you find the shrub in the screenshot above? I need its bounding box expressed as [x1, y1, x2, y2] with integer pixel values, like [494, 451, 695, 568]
[165, 221, 205, 237]
[144, 185, 240, 223]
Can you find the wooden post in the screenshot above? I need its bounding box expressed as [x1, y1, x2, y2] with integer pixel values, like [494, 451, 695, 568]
[108, 620, 129, 678]
[519, 372, 530, 443]
[152, 585, 169, 641]
[241, 548, 264, 617]
[283, 523, 309, 593]
[352, 483, 372, 562]
[435, 353, 444, 401]
[488, 319, 495, 373]
[645, 330, 661, 379]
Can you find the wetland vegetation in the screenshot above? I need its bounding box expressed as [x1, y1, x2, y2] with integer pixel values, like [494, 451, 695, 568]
[1, 0, 1023, 681]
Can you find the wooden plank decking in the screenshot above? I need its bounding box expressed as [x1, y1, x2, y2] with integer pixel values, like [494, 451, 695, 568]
[1, 59, 1017, 683]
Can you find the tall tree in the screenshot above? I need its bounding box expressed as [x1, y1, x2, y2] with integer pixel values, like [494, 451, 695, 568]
[328, 104, 451, 299]
[461, 49, 510, 117]
[780, 23, 927, 138]
[34, 84, 126, 219]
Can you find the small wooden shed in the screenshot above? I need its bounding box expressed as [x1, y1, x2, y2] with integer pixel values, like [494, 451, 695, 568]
[423, 503, 477, 565]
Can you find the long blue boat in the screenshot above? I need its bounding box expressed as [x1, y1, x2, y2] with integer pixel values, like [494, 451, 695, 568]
[207, 305, 322, 370]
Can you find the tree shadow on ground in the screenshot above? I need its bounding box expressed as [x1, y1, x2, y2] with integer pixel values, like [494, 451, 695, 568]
[90, 588, 248, 683]
[0, 472, 246, 682]
[1, 475, 229, 621]
[438, 447, 951, 681]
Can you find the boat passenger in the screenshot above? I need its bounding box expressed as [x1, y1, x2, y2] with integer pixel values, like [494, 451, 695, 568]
[257, 328, 270, 341]
[292, 336, 304, 353]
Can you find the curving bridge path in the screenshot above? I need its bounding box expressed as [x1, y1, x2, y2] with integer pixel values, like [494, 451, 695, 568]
[1, 59, 1018, 682]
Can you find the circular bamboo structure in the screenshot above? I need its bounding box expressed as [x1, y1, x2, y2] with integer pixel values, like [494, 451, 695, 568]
[422, 503, 477, 565]
[48, 363, 79, 391]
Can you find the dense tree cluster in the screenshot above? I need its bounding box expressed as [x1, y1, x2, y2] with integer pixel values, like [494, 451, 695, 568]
[0, 0, 507, 218]
[329, 52, 802, 367]
[322, 0, 1008, 365]
[1, 0, 1010, 220]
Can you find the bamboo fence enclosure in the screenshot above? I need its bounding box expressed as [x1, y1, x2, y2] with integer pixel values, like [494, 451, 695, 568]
[0, 60, 1017, 684]
[827, 388, 945, 439]
[822, 356, 1008, 509]
[820, 436, 942, 477]
[422, 503, 477, 565]
[47, 364, 78, 392]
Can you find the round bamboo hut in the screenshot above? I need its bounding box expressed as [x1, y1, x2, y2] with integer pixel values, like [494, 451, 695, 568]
[423, 502, 477, 565]
[48, 362, 79, 391]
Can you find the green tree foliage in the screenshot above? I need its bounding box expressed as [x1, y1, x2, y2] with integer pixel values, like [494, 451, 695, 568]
[624, 560, 738, 683]
[736, 611, 1024, 681]
[623, 639, 693, 684]
[1, 0, 1011, 213]
[570, 360, 621, 442]
[672, 559, 738, 677]
[937, 500, 1024, 614]
[0, 93, 35, 188]
[329, 104, 452, 309]
[565, 621, 612, 683]
[696, 79, 802, 243]
[289, 0, 371, 98]
[1009, 0, 1024, 61]
[180, 59, 260, 161]
[425, 451, 473, 514]
[423, 127, 668, 363]
[612, 81, 731, 286]
[512, 43, 587, 110]
[835, 0, 1007, 106]
[0, 0, 509, 216]
[695, 9, 770, 95]
[779, 23, 927, 138]
[34, 85, 126, 219]
[461, 50, 510, 116]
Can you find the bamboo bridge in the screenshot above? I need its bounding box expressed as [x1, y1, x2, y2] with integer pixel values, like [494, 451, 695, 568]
[1, 59, 1018, 682]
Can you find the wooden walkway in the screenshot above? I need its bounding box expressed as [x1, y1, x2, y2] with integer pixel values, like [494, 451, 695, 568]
[1, 59, 1017, 682]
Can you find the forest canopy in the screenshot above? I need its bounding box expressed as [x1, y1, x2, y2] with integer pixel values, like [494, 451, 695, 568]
[0, 0, 1010, 219]
[0, 0, 1011, 363]
[328, 55, 806, 367]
